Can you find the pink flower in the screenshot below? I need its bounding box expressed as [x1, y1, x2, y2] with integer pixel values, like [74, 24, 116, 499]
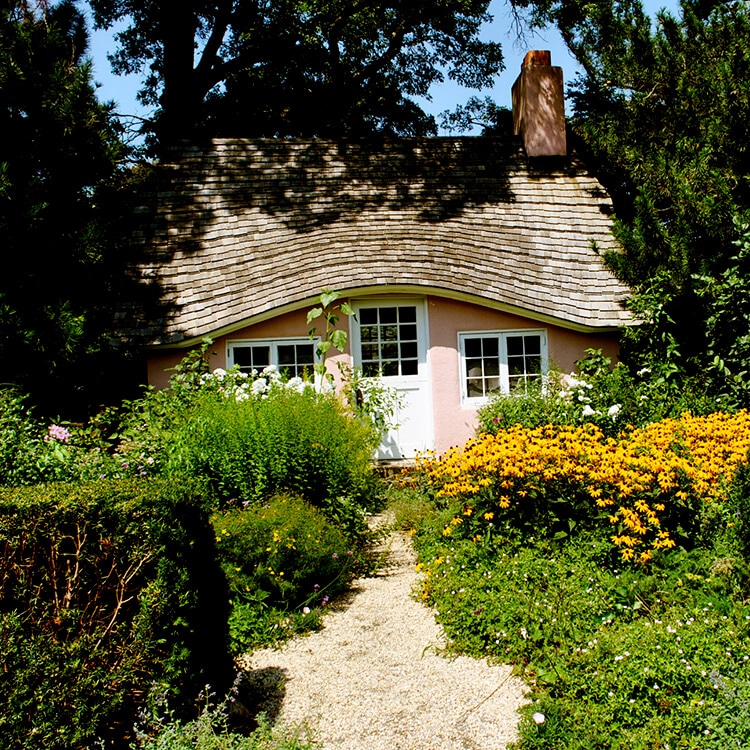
[45, 424, 71, 443]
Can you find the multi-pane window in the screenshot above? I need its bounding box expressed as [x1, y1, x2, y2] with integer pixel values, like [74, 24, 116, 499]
[359, 305, 419, 377]
[227, 339, 317, 379]
[459, 330, 546, 402]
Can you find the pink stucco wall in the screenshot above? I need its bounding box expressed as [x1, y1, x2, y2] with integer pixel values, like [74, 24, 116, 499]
[146, 294, 620, 457]
[426, 297, 620, 456]
[147, 309, 350, 390]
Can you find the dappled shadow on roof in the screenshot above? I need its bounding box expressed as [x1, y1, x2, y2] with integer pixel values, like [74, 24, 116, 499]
[159, 135, 526, 237]
[123, 136, 527, 342]
[121, 135, 613, 344]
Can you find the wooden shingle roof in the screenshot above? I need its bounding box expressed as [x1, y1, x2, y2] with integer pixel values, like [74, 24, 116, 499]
[130, 137, 631, 345]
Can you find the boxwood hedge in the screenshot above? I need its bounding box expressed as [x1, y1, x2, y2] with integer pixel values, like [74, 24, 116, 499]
[0, 479, 232, 749]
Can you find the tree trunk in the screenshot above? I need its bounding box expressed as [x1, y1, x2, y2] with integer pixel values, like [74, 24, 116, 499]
[158, 2, 200, 145]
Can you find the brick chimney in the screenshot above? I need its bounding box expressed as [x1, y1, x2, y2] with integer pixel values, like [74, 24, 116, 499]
[512, 50, 567, 157]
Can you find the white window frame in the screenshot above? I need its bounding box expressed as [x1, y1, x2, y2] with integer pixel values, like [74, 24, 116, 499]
[458, 328, 548, 407]
[226, 337, 321, 379]
[351, 301, 424, 380]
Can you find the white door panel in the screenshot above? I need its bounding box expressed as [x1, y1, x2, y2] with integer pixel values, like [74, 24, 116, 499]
[351, 298, 434, 459]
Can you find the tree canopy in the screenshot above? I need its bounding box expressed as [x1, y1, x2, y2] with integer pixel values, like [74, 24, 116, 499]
[88, 0, 505, 144]
[522, 0, 750, 402]
[0, 0, 130, 412]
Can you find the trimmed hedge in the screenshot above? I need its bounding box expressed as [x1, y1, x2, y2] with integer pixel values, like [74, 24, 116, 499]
[0, 480, 232, 749]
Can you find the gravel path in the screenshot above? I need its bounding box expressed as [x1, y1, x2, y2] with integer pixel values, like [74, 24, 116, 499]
[239, 514, 528, 749]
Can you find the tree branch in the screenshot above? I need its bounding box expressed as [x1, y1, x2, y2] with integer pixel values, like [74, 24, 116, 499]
[194, 0, 234, 96]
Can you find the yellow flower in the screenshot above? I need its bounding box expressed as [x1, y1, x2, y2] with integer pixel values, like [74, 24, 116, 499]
[418, 411, 750, 564]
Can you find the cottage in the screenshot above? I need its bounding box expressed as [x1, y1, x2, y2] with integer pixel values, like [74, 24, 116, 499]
[132, 52, 631, 459]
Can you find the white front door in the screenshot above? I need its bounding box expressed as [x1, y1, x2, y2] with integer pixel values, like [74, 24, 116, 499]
[350, 299, 434, 459]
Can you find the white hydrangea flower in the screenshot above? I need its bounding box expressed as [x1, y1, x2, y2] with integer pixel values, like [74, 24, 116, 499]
[286, 376, 306, 393]
[252, 378, 268, 394]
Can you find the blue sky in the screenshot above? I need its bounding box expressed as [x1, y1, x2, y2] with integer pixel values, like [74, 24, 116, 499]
[86, 0, 676, 131]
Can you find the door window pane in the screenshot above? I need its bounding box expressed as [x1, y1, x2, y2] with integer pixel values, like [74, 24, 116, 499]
[401, 359, 418, 376]
[382, 325, 398, 341]
[398, 306, 416, 323]
[382, 360, 399, 377]
[400, 341, 417, 359]
[357, 305, 420, 377]
[399, 324, 417, 341]
[360, 308, 377, 325]
[380, 307, 397, 324]
[382, 342, 399, 360]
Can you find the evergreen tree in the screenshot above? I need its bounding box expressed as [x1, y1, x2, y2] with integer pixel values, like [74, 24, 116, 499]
[526, 0, 750, 402]
[0, 0, 128, 413]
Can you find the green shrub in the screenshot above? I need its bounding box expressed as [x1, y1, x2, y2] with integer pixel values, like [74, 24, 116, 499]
[167, 388, 378, 531]
[0, 389, 43, 485]
[701, 673, 750, 749]
[0, 388, 90, 485]
[2, 347, 381, 527]
[0, 388, 150, 486]
[408, 491, 750, 749]
[476, 374, 579, 433]
[134, 693, 316, 750]
[477, 349, 726, 437]
[725, 462, 750, 560]
[0, 480, 233, 749]
[213, 494, 360, 653]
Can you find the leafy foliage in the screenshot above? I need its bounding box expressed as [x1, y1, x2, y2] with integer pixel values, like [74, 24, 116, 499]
[214, 494, 361, 654]
[414, 532, 750, 749]
[523, 0, 750, 403]
[1, 344, 382, 526]
[88, 0, 504, 143]
[306, 289, 354, 383]
[402, 437, 750, 749]
[695, 217, 750, 405]
[0, 480, 232, 749]
[0, 0, 130, 413]
[418, 411, 750, 562]
[476, 348, 723, 438]
[134, 704, 316, 750]
[162, 382, 379, 532]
